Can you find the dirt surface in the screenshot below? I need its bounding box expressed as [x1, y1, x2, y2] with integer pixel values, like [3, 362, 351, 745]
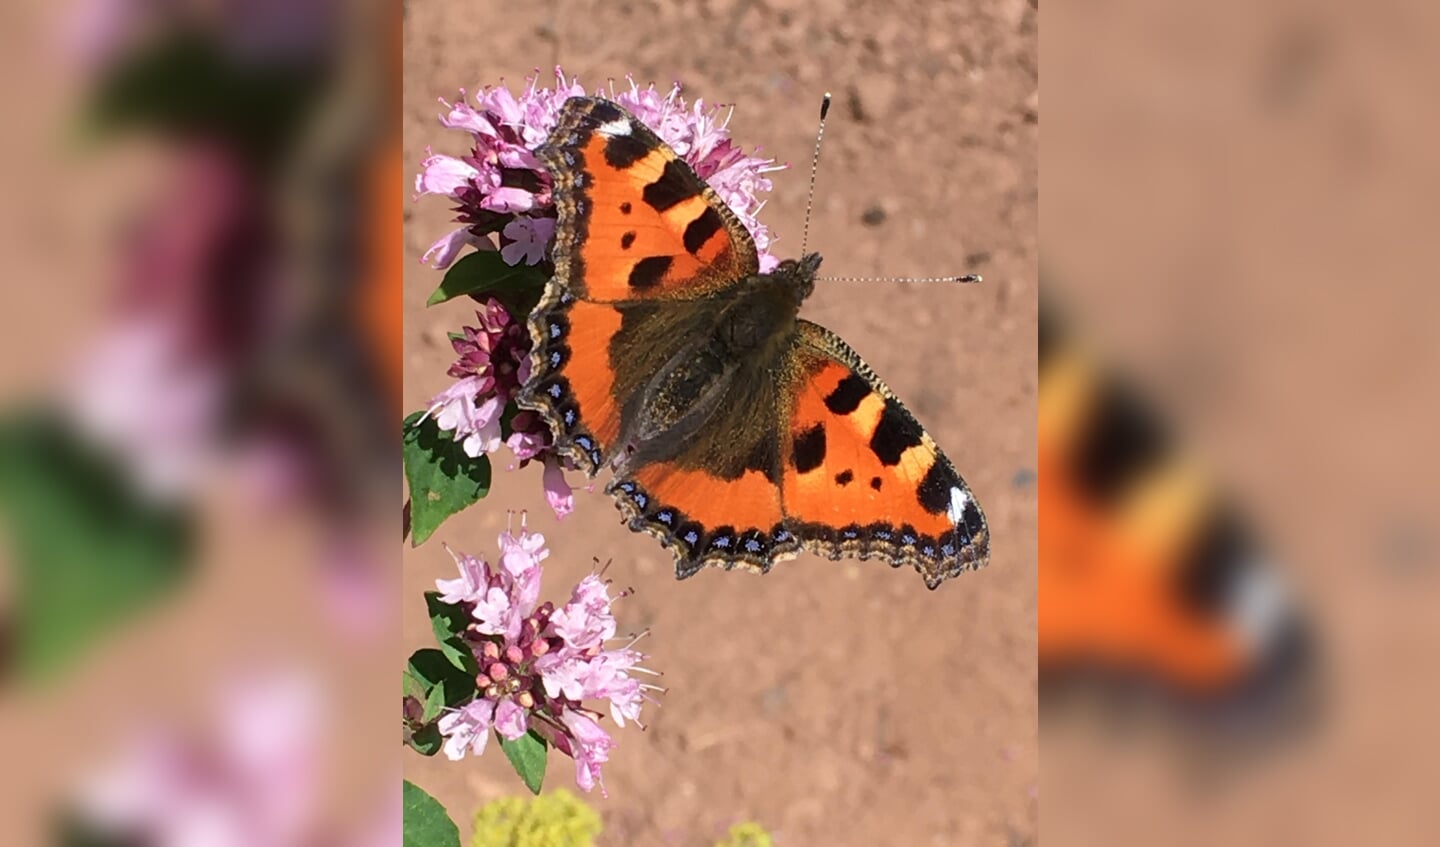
[402, 0, 1037, 843]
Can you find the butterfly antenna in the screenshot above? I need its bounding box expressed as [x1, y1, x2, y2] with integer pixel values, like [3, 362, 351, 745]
[799, 93, 983, 285]
[817, 273, 984, 283]
[798, 92, 831, 257]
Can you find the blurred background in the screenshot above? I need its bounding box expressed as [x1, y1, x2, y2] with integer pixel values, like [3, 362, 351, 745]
[0, 0, 396, 843]
[402, 0, 1036, 844]
[1043, 0, 1440, 844]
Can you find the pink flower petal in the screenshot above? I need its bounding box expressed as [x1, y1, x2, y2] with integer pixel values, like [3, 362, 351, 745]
[560, 711, 615, 795]
[480, 187, 537, 214]
[415, 153, 479, 198]
[470, 585, 514, 636]
[439, 93, 499, 138]
[421, 227, 478, 269]
[493, 699, 529, 741]
[542, 455, 574, 520]
[437, 700, 496, 761]
[435, 550, 490, 605]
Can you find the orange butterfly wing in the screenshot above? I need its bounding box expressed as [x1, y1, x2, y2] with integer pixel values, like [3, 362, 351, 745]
[519, 97, 761, 475]
[545, 97, 758, 302]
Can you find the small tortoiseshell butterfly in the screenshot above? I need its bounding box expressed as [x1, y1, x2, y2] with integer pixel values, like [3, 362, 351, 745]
[1039, 302, 1313, 719]
[516, 97, 988, 589]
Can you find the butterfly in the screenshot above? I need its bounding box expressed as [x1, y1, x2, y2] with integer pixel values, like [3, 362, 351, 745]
[516, 96, 988, 589]
[1037, 302, 1312, 715]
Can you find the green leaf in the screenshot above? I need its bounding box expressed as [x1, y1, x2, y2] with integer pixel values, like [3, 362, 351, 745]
[499, 730, 548, 794]
[421, 681, 447, 723]
[425, 593, 480, 674]
[404, 651, 477, 759]
[0, 412, 193, 681]
[402, 413, 491, 546]
[426, 250, 548, 318]
[403, 780, 461, 847]
[407, 649, 478, 703]
[426, 591, 470, 643]
[406, 723, 444, 757]
[403, 669, 427, 701]
[78, 31, 321, 165]
[438, 635, 480, 676]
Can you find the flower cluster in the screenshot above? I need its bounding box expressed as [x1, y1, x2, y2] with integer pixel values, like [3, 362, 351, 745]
[74, 669, 395, 847]
[423, 297, 572, 518]
[429, 521, 660, 796]
[415, 66, 785, 273]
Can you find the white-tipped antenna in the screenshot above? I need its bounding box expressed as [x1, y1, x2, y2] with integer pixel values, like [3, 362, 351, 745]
[798, 92, 831, 257]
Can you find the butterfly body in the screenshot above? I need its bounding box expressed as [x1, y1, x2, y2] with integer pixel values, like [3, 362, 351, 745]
[518, 96, 988, 589]
[611, 254, 815, 475]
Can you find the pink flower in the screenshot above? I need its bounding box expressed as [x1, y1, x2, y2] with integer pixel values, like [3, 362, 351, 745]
[470, 584, 518, 637]
[500, 216, 556, 266]
[534, 651, 588, 701]
[420, 299, 573, 519]
[496, 524, 545, 626]
[424, 523, 662, 794]
[445, 299, 528, 389]
[420, 227, 479, 269]
[427, 383, 503, 458]
[437, 699, 496, 760]
[415, 150, 482, 198]
[497, 523, 549, 579]
[493, 699, 529, 741]
[64, 318, 222, 501]
[560, 711, 616, 797]
[579, 648, 649, 728]
[550, 575, 617, 651]
[435, 548, 489, 605]
[504, 425, 547, 462]
[74, 669, 326, 846]
[542, 454, 574, 519]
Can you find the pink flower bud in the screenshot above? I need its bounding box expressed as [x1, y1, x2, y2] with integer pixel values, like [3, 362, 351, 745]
[481, 641, 500, 661]
[505, 645, 525, 665]
[530, 639, 551, 658]
[517, 690, 536, 709]
[488, 662, 509, 682]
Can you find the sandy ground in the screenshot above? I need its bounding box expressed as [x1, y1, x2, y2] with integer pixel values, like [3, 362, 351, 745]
[402, 1, 1037, 843]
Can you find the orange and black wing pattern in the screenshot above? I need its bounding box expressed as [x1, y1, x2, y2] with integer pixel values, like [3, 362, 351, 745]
[778, 320, 989, 589]
[601, 319, 989, 588]
[606, 443, 798, 578]
[1039, 304, 1312, 710]
[518, 97, 760, 475]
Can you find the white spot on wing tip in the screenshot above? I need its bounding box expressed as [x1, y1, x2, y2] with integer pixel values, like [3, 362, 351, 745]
[597, 119, 632, 138]
[1233, 560, 1290, 657]
[946, 486, 970, 524]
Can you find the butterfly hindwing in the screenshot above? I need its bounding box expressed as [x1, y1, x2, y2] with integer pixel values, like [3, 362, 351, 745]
[607, 453, 798, 578]
[780, 320, 989, 589]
